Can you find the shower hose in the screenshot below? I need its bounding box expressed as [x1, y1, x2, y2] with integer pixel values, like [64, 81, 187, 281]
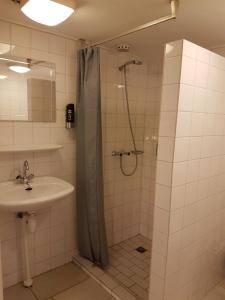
[120, 67, 138, 176]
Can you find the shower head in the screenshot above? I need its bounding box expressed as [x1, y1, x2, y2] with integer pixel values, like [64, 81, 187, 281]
[118, 60, 143, 71]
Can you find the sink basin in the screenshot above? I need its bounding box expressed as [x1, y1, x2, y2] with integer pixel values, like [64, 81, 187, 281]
[0, 176, 74, 212]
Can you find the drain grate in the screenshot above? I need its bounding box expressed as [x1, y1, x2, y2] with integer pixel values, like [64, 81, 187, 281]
[136, 246, 147, 253]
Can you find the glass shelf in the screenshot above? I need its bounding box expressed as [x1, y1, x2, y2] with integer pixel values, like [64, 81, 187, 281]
[0, 144, 63, 153]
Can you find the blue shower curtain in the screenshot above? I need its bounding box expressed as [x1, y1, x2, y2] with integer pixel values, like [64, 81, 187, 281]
[76, 47, 108, 267]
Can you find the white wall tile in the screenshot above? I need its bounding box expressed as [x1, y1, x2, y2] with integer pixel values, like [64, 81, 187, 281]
[11, 25, 31, 48]
[159, 112, 177, 137]
[0, 21, 10, 44]
[165, 40, 183, 58]
[195, 61, 209, 88]
[49, 35, 66, 55]
[156, 161, 173, 186]
[183, 40, 197, 59]
[0, 21, 77, 288]
[178, 84, 194, 112]
[180, 56, 196, 85]
[31, 30, 49, 51]
[154, 40, 225, 300]
[157, 137, 174, 162]
[176, 112, 191, 137]
[163, 56, 182, 85]
[161, 84, 180, 112]
[155, 184, 171, 211]
[171, 185, 185, 210]
[174, 137, 189, 162]
[154, 208, 170, 234]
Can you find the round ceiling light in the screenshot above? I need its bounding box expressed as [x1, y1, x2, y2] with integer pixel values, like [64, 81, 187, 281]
[20, 0, 75, 26]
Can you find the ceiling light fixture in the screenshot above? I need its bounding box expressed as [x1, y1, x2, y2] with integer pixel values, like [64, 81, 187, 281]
[9, 65, 31, 74]
[20, 0, 75, 26]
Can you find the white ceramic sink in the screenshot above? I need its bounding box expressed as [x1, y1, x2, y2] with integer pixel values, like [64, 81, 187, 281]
[0, 176, 74, 212]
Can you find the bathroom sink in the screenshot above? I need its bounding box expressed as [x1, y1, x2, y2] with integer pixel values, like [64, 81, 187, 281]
[0, 176, 74, 212]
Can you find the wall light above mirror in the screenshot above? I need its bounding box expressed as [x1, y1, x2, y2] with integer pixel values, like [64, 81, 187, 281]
[0, 54, 56, 122]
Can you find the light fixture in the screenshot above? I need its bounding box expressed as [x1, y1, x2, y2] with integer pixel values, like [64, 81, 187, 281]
[20, 0, 75, 26]
[0, 75, 7, 80]
[9, 65, 31, 74]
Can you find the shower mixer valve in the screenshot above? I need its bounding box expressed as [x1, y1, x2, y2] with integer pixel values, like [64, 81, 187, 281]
[112, 150, 131, 157]
[112, 150, 144, 157]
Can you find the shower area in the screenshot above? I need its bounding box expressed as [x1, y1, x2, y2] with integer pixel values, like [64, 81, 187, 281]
[75, 46, 162, 300]
[101, 49, 161, 298]
[75, 36, 225, 300]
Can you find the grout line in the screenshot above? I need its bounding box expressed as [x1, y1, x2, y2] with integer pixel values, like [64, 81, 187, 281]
[29, 287, 39, 300]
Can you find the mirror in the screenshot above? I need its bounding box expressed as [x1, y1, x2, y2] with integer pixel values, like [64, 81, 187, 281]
[0, 55, 56, 122]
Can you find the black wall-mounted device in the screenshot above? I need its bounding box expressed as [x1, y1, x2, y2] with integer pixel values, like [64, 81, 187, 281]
[65, 103, 75, 129]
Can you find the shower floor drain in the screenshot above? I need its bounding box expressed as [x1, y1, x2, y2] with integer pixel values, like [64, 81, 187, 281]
[136, 246, 147, 253]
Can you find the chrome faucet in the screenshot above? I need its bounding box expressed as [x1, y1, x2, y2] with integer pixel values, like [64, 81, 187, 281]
[16, 160, 34, 184]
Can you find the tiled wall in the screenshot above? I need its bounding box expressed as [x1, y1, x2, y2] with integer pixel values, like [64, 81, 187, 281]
[150, 39, 225, 300]
[140, 61, 162, 239]
[101, 49, 146, 246]
[101, 49, 160, 245]
[0, 20, 77, 288]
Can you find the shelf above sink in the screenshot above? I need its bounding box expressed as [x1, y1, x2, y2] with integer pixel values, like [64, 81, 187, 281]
[0, 144, 63, 153]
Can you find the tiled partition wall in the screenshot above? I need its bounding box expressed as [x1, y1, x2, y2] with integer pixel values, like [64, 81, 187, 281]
[0, 20, 77, 288]
[100, 49, 160, 245]
[150, 39, 225, 300]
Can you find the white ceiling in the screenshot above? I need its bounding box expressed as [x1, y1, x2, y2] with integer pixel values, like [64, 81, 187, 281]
[1, 0, 225, 58]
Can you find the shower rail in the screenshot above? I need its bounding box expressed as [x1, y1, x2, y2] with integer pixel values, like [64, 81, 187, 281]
[88, 0, 178, 47]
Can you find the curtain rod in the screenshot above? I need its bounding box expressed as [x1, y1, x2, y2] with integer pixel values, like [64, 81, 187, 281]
[84, 0, 178, 49]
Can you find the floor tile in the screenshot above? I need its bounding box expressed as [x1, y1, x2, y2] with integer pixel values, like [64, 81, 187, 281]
[130, 284, 148, 300]
[106, 235, 151, 299]
[4, 284, 36, 300]
[203, 286, 225, 300]
[75, 235, 151, 300]
[219, 279, 225, 289]
[31, 262, 89, 299]
[112, 286, 136, 300]
[53, 278, 112, 300]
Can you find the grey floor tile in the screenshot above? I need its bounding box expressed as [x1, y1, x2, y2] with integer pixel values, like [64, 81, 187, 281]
[4, 284, 36, 300]
[53, 278, 111, 300]
[31, 262, 89, 300]
[203, 286, 225, 300]
[220, 279, 225, 289]
[106, 235, 151, 299]
[130, 284, 148, 300]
